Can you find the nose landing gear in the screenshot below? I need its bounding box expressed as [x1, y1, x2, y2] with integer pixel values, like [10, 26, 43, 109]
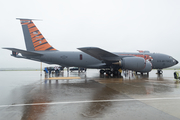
[157, 69, 163, 74]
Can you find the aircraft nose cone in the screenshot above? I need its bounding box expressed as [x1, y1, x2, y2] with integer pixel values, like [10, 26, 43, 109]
[174, 59, 179, 65]
[175, 60, 179, 64]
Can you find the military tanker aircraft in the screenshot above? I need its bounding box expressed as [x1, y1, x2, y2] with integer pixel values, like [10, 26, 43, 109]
[3, 18, 179, 76]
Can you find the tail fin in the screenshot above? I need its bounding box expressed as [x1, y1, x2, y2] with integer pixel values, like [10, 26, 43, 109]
[17, 18, 56, 51]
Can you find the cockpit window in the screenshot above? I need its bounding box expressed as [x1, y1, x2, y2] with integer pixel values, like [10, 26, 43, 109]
[169, 56, 173, 59]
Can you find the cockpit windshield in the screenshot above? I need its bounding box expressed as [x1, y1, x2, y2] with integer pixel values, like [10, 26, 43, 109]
[169, 56, 173, 59]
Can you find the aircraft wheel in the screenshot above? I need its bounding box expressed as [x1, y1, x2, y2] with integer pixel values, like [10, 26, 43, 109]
[100, 70, 105, 74]
[106, 70, 112, 76]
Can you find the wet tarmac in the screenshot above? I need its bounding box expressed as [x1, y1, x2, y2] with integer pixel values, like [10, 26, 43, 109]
[0, 69, 180, 120]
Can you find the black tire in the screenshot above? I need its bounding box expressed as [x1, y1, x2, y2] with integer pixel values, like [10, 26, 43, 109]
[106, 70, 112, 76]
[113, 70, 118, 76]
[100, 70, 105, 74]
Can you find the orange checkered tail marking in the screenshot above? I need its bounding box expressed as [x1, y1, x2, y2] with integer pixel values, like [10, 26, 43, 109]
[18, 18, 56, 51]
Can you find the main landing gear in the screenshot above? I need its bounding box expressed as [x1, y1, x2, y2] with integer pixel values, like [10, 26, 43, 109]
[100, 69, 122, 77]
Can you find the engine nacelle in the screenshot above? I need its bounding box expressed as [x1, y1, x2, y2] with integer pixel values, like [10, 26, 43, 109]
[119, 57, 146, 71]
[136, 60, 152, 73]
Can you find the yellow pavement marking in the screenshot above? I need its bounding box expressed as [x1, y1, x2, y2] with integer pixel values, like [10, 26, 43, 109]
[45, 77, 81, 80]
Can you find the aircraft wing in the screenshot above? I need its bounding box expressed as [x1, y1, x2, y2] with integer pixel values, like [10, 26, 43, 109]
[3, 48, 43, 56]
[78, 47, 121, 62]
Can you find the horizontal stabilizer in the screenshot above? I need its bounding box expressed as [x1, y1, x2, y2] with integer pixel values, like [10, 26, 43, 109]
[3, 48, 43, 56]
[16, 18, 42, 21]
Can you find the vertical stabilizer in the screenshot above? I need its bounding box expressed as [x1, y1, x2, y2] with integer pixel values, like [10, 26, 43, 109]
[17, 18, 56, 51]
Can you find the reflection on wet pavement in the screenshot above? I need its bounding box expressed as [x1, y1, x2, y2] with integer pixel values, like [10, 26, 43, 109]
[0, 70, 180, 120]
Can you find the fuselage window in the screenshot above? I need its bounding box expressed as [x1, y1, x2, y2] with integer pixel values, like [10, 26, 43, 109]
[80, 54, 83, 60]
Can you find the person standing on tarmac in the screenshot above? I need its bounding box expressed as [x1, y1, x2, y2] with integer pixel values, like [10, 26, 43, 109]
[54, 66, 59, 76]
[49, 67, 52, 76]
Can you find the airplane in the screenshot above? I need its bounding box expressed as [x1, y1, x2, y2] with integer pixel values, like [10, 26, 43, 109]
[3, 18, 179, 76]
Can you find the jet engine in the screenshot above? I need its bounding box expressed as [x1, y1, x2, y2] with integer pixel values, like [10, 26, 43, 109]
[117, 57, 146, 71]
[136, 60, 152, 73]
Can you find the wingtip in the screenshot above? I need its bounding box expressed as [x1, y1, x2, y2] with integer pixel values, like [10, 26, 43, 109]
[2, 47, 9, 49]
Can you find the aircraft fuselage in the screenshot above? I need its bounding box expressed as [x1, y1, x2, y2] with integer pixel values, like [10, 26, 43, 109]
[32, 50, 178, 70]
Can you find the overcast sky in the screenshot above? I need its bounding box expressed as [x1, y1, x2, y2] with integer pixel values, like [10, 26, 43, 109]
[1, 0, 180, 68]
